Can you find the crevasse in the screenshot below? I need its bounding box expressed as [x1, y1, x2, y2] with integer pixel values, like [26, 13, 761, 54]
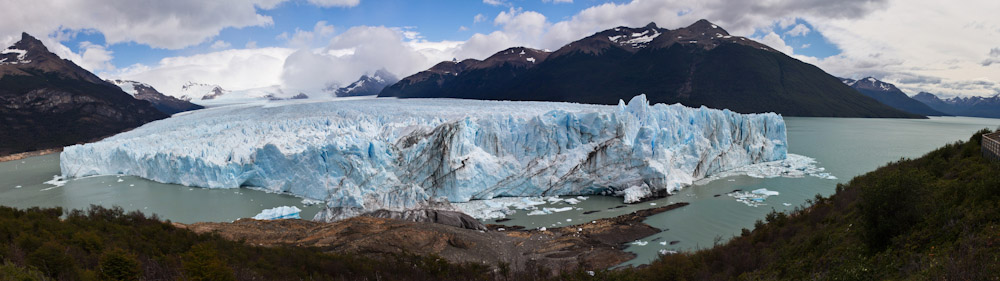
[60, 95, 787, 221]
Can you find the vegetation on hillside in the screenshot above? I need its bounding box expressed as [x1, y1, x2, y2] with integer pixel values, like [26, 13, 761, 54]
[0, 206, 493, 280]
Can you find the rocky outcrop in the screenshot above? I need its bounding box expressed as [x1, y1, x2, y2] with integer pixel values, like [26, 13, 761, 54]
[185, 202, 689, 274]
[362, 209, 487, 231]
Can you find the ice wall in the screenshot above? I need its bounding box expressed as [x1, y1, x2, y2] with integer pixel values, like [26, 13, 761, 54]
[60, 95, 787, 221]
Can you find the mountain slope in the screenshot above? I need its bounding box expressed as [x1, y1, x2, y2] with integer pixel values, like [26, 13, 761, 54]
[109, 79, 203, 115]
[847, 77, 945, 116]
[913, 92, 1000, 118]
[333, 69, 399, 97]
[0, 33, 166, 156]
[380, 20, 920, 118]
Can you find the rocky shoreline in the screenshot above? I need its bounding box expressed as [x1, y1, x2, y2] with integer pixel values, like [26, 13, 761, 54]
[0, 148, 61, 162]
[180, 202, 689, 274]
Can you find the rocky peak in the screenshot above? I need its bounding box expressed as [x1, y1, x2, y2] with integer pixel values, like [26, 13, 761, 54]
[469, 47, 550, 70]
[552, 19, 774, 58]
[1, 32, 105, 84]
[852, 77, 899, 92]
[913, 92, 941, 101]
[684, 19, 730, 36]
[372, 68, 398, 83]
[13, 32, 49, 54]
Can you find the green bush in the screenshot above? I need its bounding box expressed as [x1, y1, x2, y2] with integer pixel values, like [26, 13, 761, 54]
[98, 248, 142, 281]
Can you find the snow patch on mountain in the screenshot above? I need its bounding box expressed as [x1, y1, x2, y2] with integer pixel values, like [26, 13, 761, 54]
[609, 28, 661, 48]
[108, 79, 153, 97]
[0, 48, 30, 64]
[60, 95, 786, 221]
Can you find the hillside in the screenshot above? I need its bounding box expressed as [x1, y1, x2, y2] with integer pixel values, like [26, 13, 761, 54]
[380, 20, 921, 118]
[0, 33, 166, 157]
[584, 129, 1000, 280]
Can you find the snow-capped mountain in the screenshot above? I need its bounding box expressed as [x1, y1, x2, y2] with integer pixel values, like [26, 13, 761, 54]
[913, 92, 1000, 118]
[381, 20, 917, 118]
[108, 79, 203, 114]
[179, 82, 230, 101]
[60, 95, 787, 221]
[333, 68, 399, 97]
[0, 32, 166, 156]
[845, 77, 945, 116]
[177, 83, 310, 106]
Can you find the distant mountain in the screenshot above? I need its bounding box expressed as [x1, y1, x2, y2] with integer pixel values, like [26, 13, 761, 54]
[179, 82, 229, 101]
[108, 79, 203, 114]
[845, 77, 946, 116]
[380, 20, 920, 118]
[913, 92, 1000, 118]
[333, 69, 399, 97]
[0, 33, 166, 156]
[839, 78, 856, 85]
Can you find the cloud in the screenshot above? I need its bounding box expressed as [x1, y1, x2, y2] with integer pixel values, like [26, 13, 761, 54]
[752, 32, 793, 55]
[245, 41, 258, 49]
[543, 0, 573, 3]
[108, 48, 295, 96]
[784, 24, 810, 37]
[306, 0, 360, 7]
[210, 40, 231, 49]
[474, 14, 487, 24]
[458, 26, 469, 31]
[483, 0, 506, 6]
[279, 21, 336, 48]
[985, 47, 1000, 66]
[75, 42, 115, 72]
[0, 0, 288, 50]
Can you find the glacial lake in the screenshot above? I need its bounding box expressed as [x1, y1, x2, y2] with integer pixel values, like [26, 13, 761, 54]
[1, 116, 997, 266]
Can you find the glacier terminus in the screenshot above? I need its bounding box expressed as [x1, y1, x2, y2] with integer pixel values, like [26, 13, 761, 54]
[59, 95, 787, 221]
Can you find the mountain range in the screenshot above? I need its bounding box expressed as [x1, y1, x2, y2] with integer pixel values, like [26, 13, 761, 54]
[380, 20, 920, 118]
[0, 33, 166, 156]
[912, 92, 1000, 118]
[841, 77, 945, 116]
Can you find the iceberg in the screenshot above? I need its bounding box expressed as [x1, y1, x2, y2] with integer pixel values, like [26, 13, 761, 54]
[253, 206, 301, 220]
[60, 95, 787, 221]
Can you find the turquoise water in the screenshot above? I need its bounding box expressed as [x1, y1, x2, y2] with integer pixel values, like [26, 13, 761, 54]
[0, 154, 322, 223]
[0, 116, 997, 265]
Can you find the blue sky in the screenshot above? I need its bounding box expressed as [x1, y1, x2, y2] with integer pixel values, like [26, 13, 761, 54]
[4, 0, 998, 97]
[57, 0, 841, 70]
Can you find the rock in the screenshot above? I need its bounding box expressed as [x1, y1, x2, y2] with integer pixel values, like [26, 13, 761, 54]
[362, 209, 487, 231]
[185, 202, 691, 274]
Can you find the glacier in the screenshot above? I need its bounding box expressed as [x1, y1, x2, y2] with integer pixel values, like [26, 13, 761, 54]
[60, 95, 787, 221]
[253, 206, 302, 220]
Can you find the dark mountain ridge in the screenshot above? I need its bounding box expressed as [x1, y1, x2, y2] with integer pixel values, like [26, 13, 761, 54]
[380, 20, 920, 118]
[845, 77, 946, 116]
[913, 92, 1000, 118]
[0, 33, 166, 156]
